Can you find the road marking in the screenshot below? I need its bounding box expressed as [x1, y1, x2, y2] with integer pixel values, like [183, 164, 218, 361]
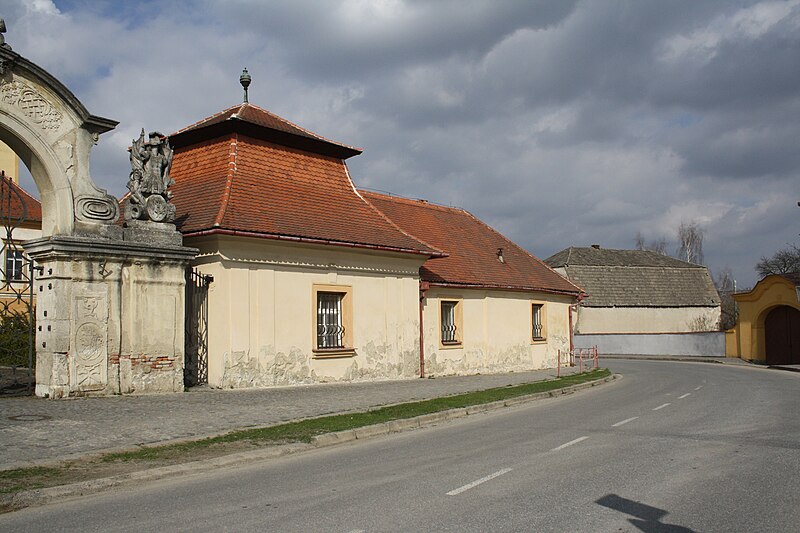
[447, 468, 513, 496]
[694, 385, 703, 391]
[678, 393, 691, 399]
[612, 416, 639, 427]
[345, 530, 365, 533]
[652, 403, 671, 411]
[552, 436, 590, 451]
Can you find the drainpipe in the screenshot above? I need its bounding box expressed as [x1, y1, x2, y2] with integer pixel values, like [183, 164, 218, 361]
[569, 305, 574, 353]
[570, 293, 586, 353]
[419, 281, 430, 378]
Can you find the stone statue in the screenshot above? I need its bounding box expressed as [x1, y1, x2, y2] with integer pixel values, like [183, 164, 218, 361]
[125, 129, 176, 222]
[0, 18, 10, 50]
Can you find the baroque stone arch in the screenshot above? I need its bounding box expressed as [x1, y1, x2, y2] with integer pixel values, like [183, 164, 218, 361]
[0, 46, 119, 237]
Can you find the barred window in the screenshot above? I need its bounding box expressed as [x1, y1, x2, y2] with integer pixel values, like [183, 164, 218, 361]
[532, 303, 545, 340]
[317, 292, 345, 349]
[441, 301, 459, 344]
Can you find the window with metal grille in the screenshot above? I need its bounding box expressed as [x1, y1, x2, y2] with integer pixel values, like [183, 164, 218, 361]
[441, 301, 458, 344]
[532, 303, 544, 340]
[4, 249, 24, 282]
[317, 292, 345, 349]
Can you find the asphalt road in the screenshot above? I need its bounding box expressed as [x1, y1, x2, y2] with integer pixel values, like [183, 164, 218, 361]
[2, 359, 799, 532]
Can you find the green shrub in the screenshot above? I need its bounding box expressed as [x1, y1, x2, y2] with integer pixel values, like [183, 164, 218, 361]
[0, 313, 34, 368]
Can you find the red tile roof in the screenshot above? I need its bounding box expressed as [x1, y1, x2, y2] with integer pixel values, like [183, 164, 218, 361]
[0, 175, 41, 225]
[171, 103, 362, 160]
[361, 191, 582, 296]
[170, 131, 441, 256]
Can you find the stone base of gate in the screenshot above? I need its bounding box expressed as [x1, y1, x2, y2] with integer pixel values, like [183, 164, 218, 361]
[25, 233, 196, 398]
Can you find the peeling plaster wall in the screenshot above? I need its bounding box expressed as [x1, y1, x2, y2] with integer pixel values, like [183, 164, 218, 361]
[422, 288, 573, 376]
[191, 236, 426, 389]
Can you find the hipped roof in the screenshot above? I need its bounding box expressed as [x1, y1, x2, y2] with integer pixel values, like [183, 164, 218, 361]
[361, 191, 582, 296]
[545, 247, 720, 307]
[169, 104, 441, 257]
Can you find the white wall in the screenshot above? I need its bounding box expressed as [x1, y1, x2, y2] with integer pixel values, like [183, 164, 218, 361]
[576, 306, 721, 334]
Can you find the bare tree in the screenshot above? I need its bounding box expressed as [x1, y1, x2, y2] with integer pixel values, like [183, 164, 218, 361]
[755, 244, 800, 277]
[634, 232, 668, 255]
[677, 221, 704, 264]
[714, 267, 737, 330]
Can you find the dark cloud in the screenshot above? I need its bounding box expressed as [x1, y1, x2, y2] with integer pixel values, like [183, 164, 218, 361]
[2, 0, 798, 288]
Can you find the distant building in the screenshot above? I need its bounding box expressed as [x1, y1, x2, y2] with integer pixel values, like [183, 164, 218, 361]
[727, 273, 800, 364]
[546, 245, 723, 356]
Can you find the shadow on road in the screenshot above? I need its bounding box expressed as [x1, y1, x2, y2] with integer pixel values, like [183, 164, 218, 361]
[596, 493, 695, 533]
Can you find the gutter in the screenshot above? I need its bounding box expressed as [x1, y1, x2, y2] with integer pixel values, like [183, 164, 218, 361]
[426, 281, 582, 298]
[182, 228, 447, 258]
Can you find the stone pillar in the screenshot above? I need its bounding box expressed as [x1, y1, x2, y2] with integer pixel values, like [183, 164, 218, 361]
[25, 225, 196, 397]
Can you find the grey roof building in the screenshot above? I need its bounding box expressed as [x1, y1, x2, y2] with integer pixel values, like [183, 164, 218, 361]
[545, 246, 720, 309]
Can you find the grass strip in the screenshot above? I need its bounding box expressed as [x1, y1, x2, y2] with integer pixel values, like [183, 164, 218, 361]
[101, 368, 610, 461]
[0, 368, 610, 502]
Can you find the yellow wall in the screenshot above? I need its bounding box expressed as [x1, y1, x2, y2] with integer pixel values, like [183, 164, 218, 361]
[422, 287, 573, 375]
[190, 235, 427, 388]
[0, 141, 19, 183]
[728, 275, 800, 362]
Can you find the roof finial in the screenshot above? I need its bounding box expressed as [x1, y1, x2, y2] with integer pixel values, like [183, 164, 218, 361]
[239, 67, 251, 103]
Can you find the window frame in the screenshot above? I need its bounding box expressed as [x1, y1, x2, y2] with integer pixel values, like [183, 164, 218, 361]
[531, 302, 547, 342]
[439, 298, 463, 348]
[3, 248, 25, 283]
[312, 284, 354, 357]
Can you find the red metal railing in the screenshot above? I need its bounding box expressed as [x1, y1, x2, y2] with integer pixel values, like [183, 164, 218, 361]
[557, 346, 598, 377]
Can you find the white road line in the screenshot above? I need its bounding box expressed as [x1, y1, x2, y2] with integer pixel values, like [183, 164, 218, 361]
[551, 436, 590, 451]
[345, 530, 365, 533]
[612, 416, 639, 427]
[694, 385, 703, 391]
[678, 393, 691, 399]
[653, 403, 671, 411]
[446, 468, 513, 496]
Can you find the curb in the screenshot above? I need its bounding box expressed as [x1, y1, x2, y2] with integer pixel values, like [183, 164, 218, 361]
[3, 373, 616, 513]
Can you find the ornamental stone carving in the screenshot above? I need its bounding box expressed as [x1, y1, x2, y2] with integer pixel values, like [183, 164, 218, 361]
[125, 129, 177, 222]
[0, 80, 62, 130]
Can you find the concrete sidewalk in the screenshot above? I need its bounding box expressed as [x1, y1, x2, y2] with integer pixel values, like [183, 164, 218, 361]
[1, 366, 586, 470]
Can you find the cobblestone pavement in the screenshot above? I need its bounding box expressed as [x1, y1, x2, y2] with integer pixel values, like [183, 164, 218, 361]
[0, 366, 584, 470]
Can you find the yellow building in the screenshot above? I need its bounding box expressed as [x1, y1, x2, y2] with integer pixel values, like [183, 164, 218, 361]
[168, 102, 583, 388]
[726, 273, 800, 364]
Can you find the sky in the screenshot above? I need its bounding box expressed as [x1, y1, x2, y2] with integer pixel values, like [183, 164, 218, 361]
[1, 0, 799, 288]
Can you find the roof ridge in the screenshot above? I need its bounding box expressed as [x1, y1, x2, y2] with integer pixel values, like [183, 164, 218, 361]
[173, 104, 241, 135]
[361, 189, 467, 215]
[349, 172, 445, 256]
[459, 209, 584, 295]
[214, 133, 238, 227]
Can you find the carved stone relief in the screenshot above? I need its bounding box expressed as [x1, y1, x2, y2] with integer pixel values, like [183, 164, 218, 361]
[0, 80, 62, 131]
[71, 292, 108, 391]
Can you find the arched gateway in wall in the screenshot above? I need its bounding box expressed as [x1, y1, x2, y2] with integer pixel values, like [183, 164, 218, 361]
[764, 306, 800, 365]
[0, 40, 195, 397]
